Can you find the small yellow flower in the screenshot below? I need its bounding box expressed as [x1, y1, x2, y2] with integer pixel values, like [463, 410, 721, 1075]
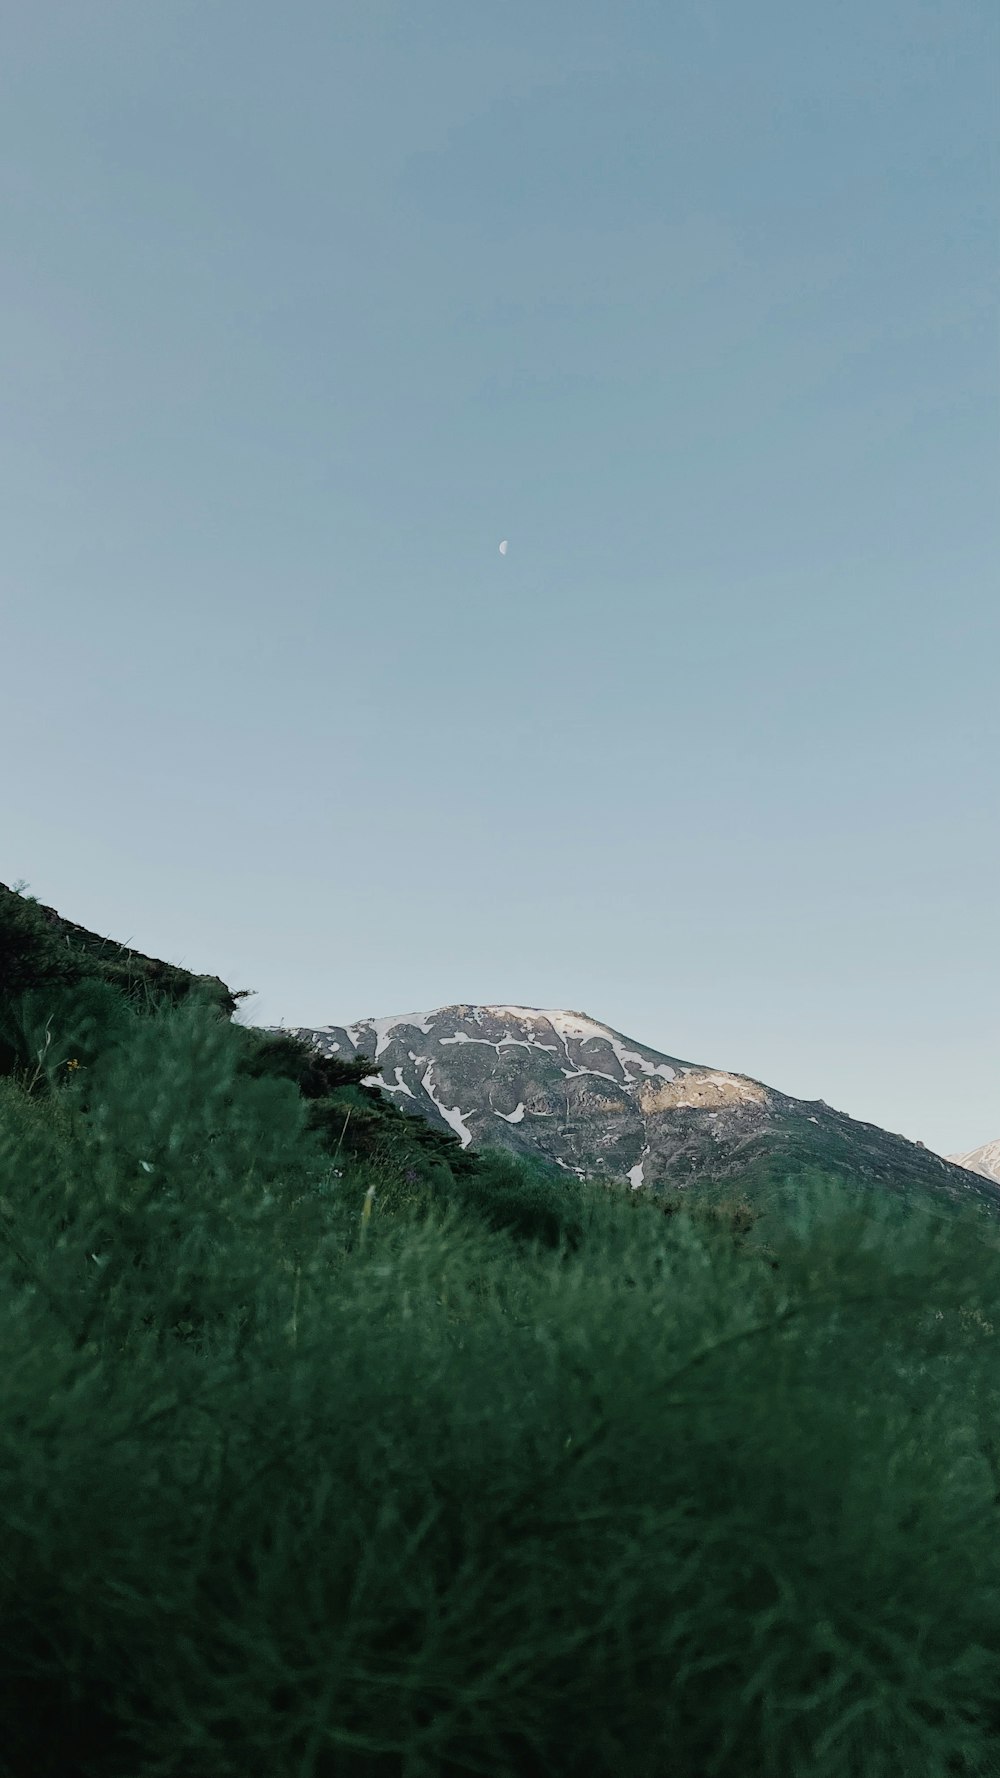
[66, 1058, 80, 1071]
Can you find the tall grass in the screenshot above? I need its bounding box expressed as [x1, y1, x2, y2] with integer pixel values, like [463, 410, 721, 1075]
[1, 992, 1000, 1775]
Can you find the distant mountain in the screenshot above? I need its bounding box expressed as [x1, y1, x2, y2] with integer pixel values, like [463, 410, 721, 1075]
[947, 1141, 1000, 1186]
[269, 1004, 1000, 1213]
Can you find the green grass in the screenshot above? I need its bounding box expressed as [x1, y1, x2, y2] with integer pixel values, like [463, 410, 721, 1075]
[2, 954, 1000, 1774]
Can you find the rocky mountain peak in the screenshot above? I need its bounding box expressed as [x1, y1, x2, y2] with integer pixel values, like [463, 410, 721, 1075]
[266, 1004, 1000, 1211]
[947, 1140, 1000, 1185]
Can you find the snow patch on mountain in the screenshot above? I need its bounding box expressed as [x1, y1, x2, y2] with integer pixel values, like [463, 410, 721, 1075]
[494, 1102, 526, 1124]
[344, 1013, 438, 1055]
[441, 1031, 556, 1057]
[560, 1066, 620, 1083]
[627, 1144, 651, 1190]
[542, 1011, 675, 1082]
[361, 1066, 415, 1098]
[418, 1062, 475, 1148]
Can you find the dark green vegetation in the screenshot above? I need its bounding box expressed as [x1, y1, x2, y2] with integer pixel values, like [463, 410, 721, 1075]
[3, 883, 1000, 1777]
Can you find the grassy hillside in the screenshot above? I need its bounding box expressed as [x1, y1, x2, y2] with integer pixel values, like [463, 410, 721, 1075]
[3, 885, 1000, 1777]
[0, 881, 482, 1195]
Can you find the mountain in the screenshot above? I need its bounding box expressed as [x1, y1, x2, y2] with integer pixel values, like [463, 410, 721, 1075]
[948, 1140, 1000, 1185]
[270, 1004, 1000, 1213]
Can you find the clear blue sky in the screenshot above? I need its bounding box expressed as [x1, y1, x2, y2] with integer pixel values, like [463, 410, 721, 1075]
[2, 1, 996, 1156]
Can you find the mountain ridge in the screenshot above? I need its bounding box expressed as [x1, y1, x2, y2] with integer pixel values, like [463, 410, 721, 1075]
[948, 1140, 1000, 1185]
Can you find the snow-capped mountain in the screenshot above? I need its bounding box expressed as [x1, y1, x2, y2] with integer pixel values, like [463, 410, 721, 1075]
[266, 1004, 1000, 1210]
[947, 1141, 1000, 1185]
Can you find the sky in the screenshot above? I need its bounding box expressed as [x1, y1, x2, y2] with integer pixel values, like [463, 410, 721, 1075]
[1, 0, 997, 1158]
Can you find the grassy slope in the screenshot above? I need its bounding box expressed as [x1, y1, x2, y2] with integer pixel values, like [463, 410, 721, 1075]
[2, 885, 1000, 1777]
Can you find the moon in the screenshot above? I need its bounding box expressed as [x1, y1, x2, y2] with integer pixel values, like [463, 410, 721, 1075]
[498, 539, 508, 555]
